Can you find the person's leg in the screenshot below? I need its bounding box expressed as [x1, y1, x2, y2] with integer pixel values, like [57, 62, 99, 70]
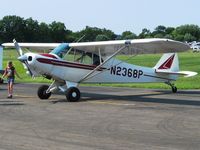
[7, 83, 10, 97]
[10, 81, 14, 97]
[7, 78, 14, 98]
[7, 79, 11, 97]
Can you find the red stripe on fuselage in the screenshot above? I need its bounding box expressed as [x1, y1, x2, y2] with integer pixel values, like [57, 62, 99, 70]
[36, 58, 104, 71]
[40, 53, 58, 59]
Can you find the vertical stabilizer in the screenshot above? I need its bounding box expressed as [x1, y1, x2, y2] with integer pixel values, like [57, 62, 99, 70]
[154, 53, 179, 72]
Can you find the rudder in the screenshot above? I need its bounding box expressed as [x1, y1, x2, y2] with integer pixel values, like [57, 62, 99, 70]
[154, 53, 179, 72]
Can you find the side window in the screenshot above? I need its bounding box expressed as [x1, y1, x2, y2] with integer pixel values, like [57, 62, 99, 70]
[63, 50, 74, 62]
[62, 48, 102, 66]
[93, 54, 101, 66]
[82, 54, 92, 65]
[74, 50, 84, 63]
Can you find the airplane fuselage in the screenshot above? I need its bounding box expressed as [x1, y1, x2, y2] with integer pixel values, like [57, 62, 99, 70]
[25, 52, 177, 84]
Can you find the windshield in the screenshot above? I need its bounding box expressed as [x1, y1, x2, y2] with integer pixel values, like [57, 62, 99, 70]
[50, 43, 69, 58]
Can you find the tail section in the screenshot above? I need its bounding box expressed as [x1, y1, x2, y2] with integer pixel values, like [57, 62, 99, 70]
[154, 53, 179, 72]
[154, 53, 197, 77]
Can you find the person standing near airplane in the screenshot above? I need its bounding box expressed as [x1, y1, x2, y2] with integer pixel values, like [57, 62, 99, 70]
[2, 61, 21, 98]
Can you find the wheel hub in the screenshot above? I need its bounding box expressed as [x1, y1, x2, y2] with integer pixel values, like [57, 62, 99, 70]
[72, 92, 77, 98]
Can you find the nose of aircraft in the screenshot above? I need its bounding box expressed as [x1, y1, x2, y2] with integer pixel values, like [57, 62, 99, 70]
[18, 55, 27, 62]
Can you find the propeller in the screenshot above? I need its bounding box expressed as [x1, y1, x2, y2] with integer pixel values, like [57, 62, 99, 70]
[13, 39, 23, 56]
[13, 39, 33, 77]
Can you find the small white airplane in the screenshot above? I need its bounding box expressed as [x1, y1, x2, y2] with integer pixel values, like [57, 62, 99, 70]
[2, 38, 197, 102]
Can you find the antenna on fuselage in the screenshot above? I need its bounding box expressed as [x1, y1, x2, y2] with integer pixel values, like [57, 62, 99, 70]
[75, 35, 85, 43]
[65, 35, 86, 56]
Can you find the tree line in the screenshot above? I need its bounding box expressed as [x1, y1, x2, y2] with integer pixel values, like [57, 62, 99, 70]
[0, 15, 200, 43]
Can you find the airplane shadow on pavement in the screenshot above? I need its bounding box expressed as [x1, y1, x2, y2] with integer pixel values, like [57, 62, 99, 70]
[80, 90, 200, 107]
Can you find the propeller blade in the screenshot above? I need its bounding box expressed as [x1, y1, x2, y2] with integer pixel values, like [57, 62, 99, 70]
[13, 39, 23, 56]
[24, 61, 33, 77]
[13, 39, 33, 77]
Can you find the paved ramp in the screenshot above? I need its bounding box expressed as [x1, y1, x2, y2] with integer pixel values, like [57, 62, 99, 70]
[0, 83, 200, 150]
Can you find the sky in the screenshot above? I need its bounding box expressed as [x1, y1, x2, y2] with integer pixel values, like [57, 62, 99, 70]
[0, 0, 200, 35]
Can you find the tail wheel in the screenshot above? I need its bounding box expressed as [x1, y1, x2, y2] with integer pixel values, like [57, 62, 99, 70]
[37, 85, 51, 100]
[66, 87, 80, 102]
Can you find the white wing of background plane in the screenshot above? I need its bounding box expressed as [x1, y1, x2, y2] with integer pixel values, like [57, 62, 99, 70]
[2, 38, 189, 55]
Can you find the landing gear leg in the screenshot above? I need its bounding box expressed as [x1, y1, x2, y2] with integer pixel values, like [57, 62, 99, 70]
[165, 81, 177, 93]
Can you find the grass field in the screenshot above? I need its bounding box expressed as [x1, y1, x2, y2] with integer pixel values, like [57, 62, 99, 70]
[2, 49, 200, 89]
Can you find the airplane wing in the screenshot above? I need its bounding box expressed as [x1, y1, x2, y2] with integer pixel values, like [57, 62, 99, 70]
[2, 43, 60, 50]
[69, 38, 190, 55]
[2, 38, 189, 55]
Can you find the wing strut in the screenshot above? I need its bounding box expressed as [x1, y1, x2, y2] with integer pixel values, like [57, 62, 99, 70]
[78, 41, 131, 83]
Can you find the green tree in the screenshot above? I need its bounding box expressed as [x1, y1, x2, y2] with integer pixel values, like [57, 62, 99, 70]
[24, 18, 39, 42]
[173, 24, 200, 41]
[0, 15, 26, 42]
[121, 31, 137, 40]
[154, 33, 164, 38]
[49, 21, 68, 42]
[95, 34, 109, 41]
[38, 22, 52, 42]
[152, 25, 166, 37]
[78, 26, 102, 42]
[76, 26, 116, 42]
[164, 34, 173, 39]
[165, 27, 175, 35]
[102, 28, 116, 40]
[138, 28, 151, 38]
[184, 33, 196, 42]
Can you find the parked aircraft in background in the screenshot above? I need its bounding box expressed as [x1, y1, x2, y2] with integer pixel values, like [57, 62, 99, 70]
[186, 41, 200, 52]
[2, 38, 197, 101]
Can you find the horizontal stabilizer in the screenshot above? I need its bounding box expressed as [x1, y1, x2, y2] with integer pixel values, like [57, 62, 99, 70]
[156, 70, 197, 77]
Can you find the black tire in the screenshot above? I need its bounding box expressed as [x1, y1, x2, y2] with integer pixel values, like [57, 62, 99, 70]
[66, 87, 80, 102]
[172, 86, 177, 93]
[37, 85, 51, 99]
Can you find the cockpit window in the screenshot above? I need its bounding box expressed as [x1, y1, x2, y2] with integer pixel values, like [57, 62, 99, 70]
[63, 48, 102, 66]
[51, 43, 103, 66]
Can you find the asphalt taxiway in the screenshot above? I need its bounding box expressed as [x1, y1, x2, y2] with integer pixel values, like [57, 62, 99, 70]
[0, 83, 200, 150]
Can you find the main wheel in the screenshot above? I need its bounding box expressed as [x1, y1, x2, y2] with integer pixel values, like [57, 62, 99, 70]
[37, 85, 51, 99]
[66, 87, 80, 102]
[172, 86, 177, 93]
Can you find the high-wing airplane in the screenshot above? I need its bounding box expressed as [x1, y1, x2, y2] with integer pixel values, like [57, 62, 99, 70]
[2, 38, 197, 102]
